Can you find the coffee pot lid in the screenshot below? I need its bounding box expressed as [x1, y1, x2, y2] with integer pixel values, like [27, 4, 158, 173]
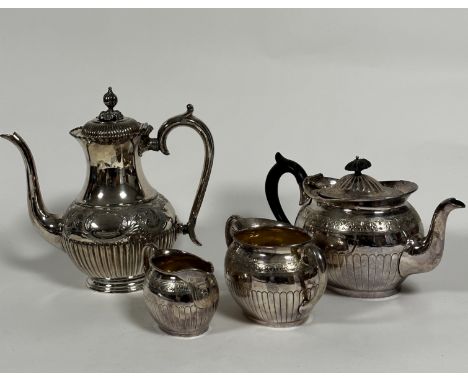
[318, 156, 403, 201]
[80, 87, 141, 142]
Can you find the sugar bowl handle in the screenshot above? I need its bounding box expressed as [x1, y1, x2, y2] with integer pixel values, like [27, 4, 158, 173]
[225, 215, 242, 246]
[297, 242, 328, 315]
[157, 105, 214, 245]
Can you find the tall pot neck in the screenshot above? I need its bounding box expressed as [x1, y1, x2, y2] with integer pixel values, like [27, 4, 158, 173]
[75, 136, 157, 206]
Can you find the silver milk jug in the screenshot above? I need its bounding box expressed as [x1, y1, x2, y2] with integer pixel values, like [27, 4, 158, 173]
[142, 246, 219, 337]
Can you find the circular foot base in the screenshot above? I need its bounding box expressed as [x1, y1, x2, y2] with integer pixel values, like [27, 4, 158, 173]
[159, 326, 209, 338]
[327, 285, 400, 298]
[245, 314, 308, 328]
[87, 275, 145, 293]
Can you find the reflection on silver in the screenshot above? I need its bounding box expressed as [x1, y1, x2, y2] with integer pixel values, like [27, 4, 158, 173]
[142, 246, 219, 337]
[266, 154, 464, 298]
[224, 216, 327, 327]
[1, 87, 214, 293]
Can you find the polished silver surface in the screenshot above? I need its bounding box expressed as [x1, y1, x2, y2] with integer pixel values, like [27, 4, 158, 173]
[142, 246, 219, 337]
[225, 216, 327, 327]
[1, 88, 214, 293]
[266, 153, 465, 298]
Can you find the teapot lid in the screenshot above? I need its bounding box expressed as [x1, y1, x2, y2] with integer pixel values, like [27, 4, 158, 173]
[318, 156, 403, 201]
[79, 87, 141, 142]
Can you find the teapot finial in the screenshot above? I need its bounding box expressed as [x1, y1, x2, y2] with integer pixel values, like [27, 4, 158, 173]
[98, 86, 123, 121]
[344, 156, 371, 175]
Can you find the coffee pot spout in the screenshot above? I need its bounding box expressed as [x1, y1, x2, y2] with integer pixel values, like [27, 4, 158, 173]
[399, 198, 465, 278]
[1, 132, 63, 248]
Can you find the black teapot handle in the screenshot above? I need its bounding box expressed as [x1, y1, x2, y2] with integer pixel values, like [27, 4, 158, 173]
[143, 104, 214, 246]
[265, 152, 308, 225]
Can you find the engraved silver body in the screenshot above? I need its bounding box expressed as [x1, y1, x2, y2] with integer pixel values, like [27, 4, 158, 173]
[1, 88, 214, 293]
[224, 216, 327, 327]
[266, 154, 465, 298]
[297, 193, 420, 298]
[142, 247, 219, 337]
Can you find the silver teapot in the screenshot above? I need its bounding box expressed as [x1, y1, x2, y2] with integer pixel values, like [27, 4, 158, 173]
[265, 153, 464, 298]
[1, 87, 214, 293]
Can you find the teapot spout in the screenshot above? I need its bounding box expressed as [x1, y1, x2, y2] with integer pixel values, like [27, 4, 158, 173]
[399, 198, 465, 278]
[1, 133, 63, 248]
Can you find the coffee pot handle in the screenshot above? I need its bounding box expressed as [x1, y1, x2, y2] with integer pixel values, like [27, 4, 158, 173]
[156, 104, 214, 246]
[265, 152, 309, 225]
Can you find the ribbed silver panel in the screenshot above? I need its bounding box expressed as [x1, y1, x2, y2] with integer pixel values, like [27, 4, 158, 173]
[143, 294, 217, 336]
[327, 252, 403, 292]
[62, 227, 177, 279]
[226, 278, 319, 326]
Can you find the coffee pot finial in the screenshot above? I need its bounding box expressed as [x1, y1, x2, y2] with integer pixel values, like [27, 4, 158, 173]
[99, 86, 123, 121]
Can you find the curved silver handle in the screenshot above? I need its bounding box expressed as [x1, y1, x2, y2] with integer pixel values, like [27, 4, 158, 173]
[182, 272, 219, 310]
[298, 242, 328, 315]
[157, 105, 214, 246]
[225, 215, 241, 247]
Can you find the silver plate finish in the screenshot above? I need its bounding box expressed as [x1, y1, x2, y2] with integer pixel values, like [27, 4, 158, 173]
[1, 88, 214, 293]
[265, 153, 465, 298]
[142, 247, 219, 337]
[224, 216, 327, 327]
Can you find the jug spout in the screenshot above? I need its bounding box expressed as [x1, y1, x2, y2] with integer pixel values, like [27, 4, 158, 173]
[400, 198, 465, 278]
[1, 133, 63, 248]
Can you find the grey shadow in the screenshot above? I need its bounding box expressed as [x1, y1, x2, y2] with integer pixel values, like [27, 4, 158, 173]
[211, 290, 279, 335]
[214, 290, 250, 323]
[399, 280, 422, 295]
[313, 289, 423, 325]
[118, 293, 161, 335]
[215, 288, 411, 328]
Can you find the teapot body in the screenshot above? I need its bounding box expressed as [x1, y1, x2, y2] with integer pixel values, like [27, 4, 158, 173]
[295, 198, 423, 297]
[265, 153, 464, 298]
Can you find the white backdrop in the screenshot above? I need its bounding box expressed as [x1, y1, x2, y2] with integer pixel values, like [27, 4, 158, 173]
[0, 9, 467, 371]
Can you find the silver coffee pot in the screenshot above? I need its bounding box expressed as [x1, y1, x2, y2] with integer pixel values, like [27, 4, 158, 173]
[266, 153, 464, 298]
[1, 87, 214, 293]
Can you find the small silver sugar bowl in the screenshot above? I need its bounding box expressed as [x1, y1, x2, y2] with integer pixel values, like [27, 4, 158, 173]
[142, 245, 219, 337]
[225, 216, 327, 327]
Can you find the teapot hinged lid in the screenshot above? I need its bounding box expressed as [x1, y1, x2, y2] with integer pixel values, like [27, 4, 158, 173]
[78, 87, 141, 143]
[318, 156, 404, 202]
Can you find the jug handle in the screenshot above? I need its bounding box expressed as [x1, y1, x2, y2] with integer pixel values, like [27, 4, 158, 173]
[265, 152, 309, 225]
[225, 215, 242, 247]
[298, 243, 327, 315]
[156, 104, 214, 246]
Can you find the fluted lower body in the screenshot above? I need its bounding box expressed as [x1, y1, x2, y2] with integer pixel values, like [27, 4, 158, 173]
[326, 252, 404, 298]
[143, 290, 217, 337]
[62, 227, 178, 293]
[226, 278, 320, 327]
